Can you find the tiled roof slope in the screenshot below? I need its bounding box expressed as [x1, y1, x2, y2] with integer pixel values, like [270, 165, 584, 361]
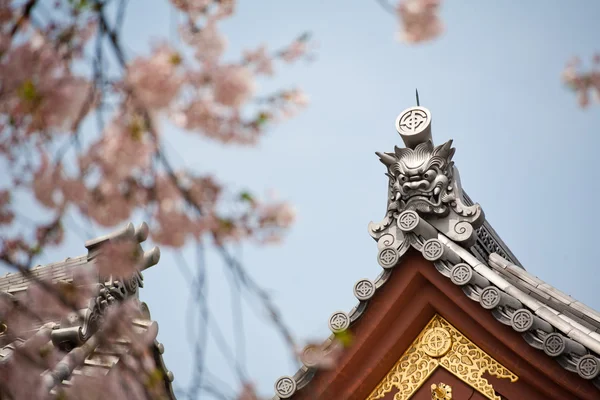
[0, 222, 175, 399]
[270, 106, 600, 399]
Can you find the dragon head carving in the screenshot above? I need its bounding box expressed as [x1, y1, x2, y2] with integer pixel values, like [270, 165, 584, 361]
[376, 140, 456, 216]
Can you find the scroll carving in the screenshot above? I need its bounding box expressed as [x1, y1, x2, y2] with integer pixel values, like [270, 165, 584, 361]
[366, 314, 518, 400]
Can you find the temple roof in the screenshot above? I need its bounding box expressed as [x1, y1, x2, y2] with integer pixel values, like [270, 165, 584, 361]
[0, 222, 175, 399]
[270, 106, 600, 399]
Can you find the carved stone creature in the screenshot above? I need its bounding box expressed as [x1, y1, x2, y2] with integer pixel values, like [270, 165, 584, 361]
[377, 140, 456, 217]
[369, 107, 485, 269]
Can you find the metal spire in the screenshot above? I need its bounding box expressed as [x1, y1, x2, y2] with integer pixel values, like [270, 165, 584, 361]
[415, 89, 420, 106]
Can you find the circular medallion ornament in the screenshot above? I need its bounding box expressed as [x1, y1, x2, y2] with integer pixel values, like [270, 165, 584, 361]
[480, 286, 501, 309]
[450, 264, 472, 286]
[354, 279, 375, 301]
[398, 210, 419, 232]
[396, 107, 430, 135]
[543, 333, 566, 357]
[422, 327, 452, 358]
[577, 355, 600, 380]
[378, 247, 399, 269]
[300, 344, 319, 367]
[328, 311, 350, 333]
[422, 239, 444, 261]
[274, 376, 297, 398]
[511, 309, 533, 332]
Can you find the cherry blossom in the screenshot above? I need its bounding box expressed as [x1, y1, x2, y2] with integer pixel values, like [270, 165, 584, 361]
[180, 20, 227, 62]
[212, 64, 256, 107]
[281, 38, 309, 63]
[298, 340, 344, 370]
[257, 202, 296, 229]
[127, 45, 184, 110]
[0, 35, 92, 134]
[237, 383, 260, 400]
[562, 55, 600, 108]
[0, 0, 311, 397]
[396, 0, 443, 44]
[94, 240, 143, 278]
[170, 0, 213, 19]
[82, 111, 156, 179]
[244, 46, 274, 76]
[32, 155, 64, 209]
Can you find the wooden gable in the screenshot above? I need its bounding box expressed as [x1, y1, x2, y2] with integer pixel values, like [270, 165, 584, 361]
[290, 250, 598, 400]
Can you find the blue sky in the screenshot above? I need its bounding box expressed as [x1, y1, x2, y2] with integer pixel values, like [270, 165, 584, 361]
[5, 0, 600, 398]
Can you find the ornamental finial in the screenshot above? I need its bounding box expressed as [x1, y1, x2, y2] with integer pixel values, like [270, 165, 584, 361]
[395, 104, 432, 149]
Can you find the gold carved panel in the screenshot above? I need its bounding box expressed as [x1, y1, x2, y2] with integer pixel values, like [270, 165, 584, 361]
[366, 314, 518, 400]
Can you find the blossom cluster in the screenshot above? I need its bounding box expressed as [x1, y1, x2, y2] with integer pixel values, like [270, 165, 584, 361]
[0, 258, 168, 400]
[562, 55, 600, 108]
[0, 1, 310, 396]
[0, 0, 311, 263]
[396, 0, 443, 44]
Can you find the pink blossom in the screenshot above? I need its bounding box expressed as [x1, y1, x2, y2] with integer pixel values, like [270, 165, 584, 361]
[253, 201, 296, 243]
[150, 174, 203, 247]
[298, 340, 344, 370]
[238, 383, 260, 400]
[212, 65, 256, 107]
[180, 21, 227, 62]
[152, 209, 195, 247]
[0, 39, 92, 133]
[562, 55, 600, 108]
[59, 177, 87, 205]
[278, 89, 309, 119]
[174, 100, 263, 144]
[25, 280, 73, 320]
[170, 0, 212, 18]
[67, 373, 145, 400]
[258, 202, 296, 228]
[244, 46, 274, 76]
[281, 39, 308, 63]
[81, 179, 141, 227]
[188, 175, 222, 208]
[578, 90, 590, 107]
[172, 98, 222, 135]
[40, 77, 92, 131]
[84, 112, 155, 179]
[284, 89, 309, 107]
[0, 351, 49, 400]
[32, 155, 64, 209]
[396, 0, 443, 44]
[94, 240, 142, 278]
[127, 45, 184, 110]
[35, 222, 64, 246]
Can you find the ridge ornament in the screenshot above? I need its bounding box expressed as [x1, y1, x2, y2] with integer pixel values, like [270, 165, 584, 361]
[369, 106, 485, 266]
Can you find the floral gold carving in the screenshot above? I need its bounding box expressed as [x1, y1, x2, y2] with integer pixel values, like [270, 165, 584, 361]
[431, 382, 452, 399]
[366, 314, 518, 400]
